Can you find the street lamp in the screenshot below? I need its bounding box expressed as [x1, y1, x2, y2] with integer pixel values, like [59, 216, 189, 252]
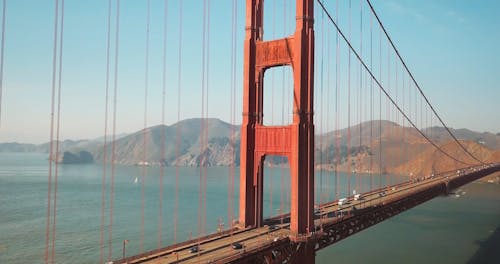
[123, 239, 129, 260]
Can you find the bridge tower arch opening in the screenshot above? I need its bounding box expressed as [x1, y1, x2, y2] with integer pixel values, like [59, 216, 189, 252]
[262, 155, 291, 219]
[262, 66, 294, 126]
[239, 0, 316, 253]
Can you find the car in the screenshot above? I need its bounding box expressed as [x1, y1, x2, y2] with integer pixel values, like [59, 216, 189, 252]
[231, 242, 243, 250]
[189, 246, 200, 253]
[268, 225, 278, 231]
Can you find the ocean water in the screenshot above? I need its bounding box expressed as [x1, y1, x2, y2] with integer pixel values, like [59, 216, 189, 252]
[0, 152, 499, 263]
[316, 181, 500, 264]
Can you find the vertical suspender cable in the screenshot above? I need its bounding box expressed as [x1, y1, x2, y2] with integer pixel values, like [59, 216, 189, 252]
[428, 104, 431, 168]
[319, 0, 324, 208]
[233, 0, 238, 229]
[421, 95, 424, 171]
[378, 26, 382, 189]
[358, 0, 363, 195]
[414, 76, 417, 159]
[278, 0, 283, 218]
[205, 0, 210, 237]
[228, 0, 237, 232]
[424, 102, 427, 174]
[417, 89, 420, 171]
[140, 0, 151, 253]
[395, 57, 399, 183]
[382, 39, 388, 188]
[158, 0, 168, 249]
[174, 0, 183, 244]
[282, 16, 289, 213]
[431, 113, 434, 171]
[325, 1, 331, 203]
[199, 0, 207, 240]
[406, 73, 416, 177]
[204, 0, 211, 235]
[45, 0, 59, 262]
[384, 50, 389, 178]
[100, 0, 112, 261]
[51, 1, 65, 262]
[408, 70, 411, 180]
[199, 0, 211, 237]
[387, 39, 390, 185]
[406, 75, 417, 171]
[232, 0, 237, 227]
[401, 69, 409, 180]
[108, 0, 120, 260]
[280, 0, 286, 222]
[426, 105, 429, 153]
[0, 0, 6, 127]
[286, 0, 292, 210]
[369, 10, 373, 192]
[334, 0, 339, 201]
[228, 0, 234, 234]
[269, 0, 276, 218]
[347, 0, 352, 198]
[408, 81, 413, 167]
[415, 81, 419, 168]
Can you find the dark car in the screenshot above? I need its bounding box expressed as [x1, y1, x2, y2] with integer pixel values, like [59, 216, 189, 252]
[268, 225, 278, 231]
[231, 242, 243, 250]
[189, 246, 200, 253]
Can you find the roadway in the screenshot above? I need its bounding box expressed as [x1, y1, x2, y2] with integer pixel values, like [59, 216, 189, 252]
[114, 164, 498, 264]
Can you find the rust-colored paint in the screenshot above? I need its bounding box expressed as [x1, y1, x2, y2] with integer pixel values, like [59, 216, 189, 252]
[239, 0, 315, 251]
[255, 37, 294, 68]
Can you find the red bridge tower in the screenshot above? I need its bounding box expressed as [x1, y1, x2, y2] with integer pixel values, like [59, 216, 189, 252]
[239, 0, 315, 261]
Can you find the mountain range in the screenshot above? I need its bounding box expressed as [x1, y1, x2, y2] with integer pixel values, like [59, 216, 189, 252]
[1, 118, 500, 177]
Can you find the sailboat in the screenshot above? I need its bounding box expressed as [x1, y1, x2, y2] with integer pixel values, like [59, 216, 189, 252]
[134, 176, 138, 184]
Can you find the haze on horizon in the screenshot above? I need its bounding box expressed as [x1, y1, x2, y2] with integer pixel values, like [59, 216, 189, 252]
[0, 0, 499, 144]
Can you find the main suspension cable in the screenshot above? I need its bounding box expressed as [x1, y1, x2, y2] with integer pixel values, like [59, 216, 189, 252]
[365, 0, 484, 165]
[316, 0, 475, 166]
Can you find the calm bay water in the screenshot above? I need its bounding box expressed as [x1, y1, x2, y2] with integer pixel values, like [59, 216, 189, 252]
[0, 152, 499, 263]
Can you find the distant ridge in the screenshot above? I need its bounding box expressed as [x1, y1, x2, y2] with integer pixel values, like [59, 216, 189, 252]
[88, 118, 240, 166]
[1, 118, 499, 171]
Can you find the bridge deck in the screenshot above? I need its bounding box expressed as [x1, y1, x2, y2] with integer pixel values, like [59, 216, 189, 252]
[113, 164, 499, 264]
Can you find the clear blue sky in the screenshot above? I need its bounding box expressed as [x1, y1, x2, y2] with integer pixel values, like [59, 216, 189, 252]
[0, 0, 499, 143]
[370, 0, 500, 135]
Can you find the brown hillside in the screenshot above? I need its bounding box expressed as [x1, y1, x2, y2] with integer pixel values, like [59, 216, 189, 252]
[487, 150, 500, 163]
[393, 140, 494, 177]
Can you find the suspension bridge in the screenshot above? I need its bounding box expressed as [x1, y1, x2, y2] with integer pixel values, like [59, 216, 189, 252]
[0, 0, 498, 263]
